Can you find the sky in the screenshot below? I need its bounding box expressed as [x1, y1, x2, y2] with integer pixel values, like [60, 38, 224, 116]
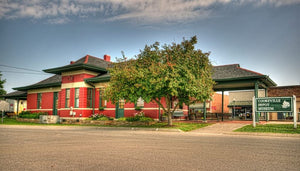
[0, 0, 299, 93]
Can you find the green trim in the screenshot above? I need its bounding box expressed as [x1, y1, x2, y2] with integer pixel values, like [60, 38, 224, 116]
[85, 75, 110, 83]
[87, 88, 93, 108]
[13, 83, 61, 91]
[65, 89, 70, 108]
[74, 88, 79, 108]
[99, 89, 105, 108]
[43, 63, 107, 74]
[37, 93, 42, 109]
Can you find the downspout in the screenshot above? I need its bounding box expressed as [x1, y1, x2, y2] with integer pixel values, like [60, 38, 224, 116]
[85, 80, 96, 115]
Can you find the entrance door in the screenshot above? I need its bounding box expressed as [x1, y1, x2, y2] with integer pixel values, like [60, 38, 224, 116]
[116, 99, 124, 118]
[53, 92, 58, 115]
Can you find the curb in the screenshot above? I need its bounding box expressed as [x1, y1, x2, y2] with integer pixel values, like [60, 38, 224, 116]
[94, 126, 183, 132]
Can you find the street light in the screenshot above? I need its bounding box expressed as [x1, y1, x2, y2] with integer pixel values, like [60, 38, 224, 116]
[233, 98, 236, 119]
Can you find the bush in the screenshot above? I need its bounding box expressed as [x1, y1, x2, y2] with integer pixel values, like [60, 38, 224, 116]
[123, 112, 154, 122]
[90, 114, 113, 121]
[18, 111, 47, 119]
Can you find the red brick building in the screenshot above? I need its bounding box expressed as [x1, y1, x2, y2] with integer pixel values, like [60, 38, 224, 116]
[268, 85, 300, 120]
[14, 55, 275, 120]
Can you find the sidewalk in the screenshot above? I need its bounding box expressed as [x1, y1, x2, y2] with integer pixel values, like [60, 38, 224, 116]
[190, 122, 248, 134]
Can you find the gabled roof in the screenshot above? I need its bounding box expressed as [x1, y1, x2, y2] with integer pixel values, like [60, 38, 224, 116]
[14, 75, 61, 91]
[212, 64, 276, 91]
[212, 64, 263, 80]
[43, 55, 110, 74]
[1, 91, 27, 100]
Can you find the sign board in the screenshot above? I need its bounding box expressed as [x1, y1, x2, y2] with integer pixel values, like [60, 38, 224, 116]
[256, 97, 292, 112]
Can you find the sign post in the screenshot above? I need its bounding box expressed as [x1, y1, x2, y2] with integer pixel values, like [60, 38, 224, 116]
[252, 96, 256, 127]
[293, 95, 297, 129]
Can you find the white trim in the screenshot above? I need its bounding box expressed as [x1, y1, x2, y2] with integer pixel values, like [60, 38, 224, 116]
[27, 109, 52, 111]
[59, 108, 94, 110]
[28, 87, 61, 94]
[62, 70, 98, 76]
[62, 82, 92, 89]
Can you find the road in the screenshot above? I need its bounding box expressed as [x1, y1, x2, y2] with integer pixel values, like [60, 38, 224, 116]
[0, 126, 299, 171]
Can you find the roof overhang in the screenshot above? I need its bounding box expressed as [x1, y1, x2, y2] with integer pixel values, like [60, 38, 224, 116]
[213, 75, 276, 91]
[85, 75, 110, 83]
[43, 63, 107, 75]
[13, 82, 61, 91]
[1, 91, 27, 100]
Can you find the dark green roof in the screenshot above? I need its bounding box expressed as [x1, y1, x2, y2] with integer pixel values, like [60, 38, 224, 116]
[85, 73, 110, 83]
[14, 75, 61, 91]
[1, 91, 27, 100]
[212, 64, 276, 91]
[43, 55, 110, 74]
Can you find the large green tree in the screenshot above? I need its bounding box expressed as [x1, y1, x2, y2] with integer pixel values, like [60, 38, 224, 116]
[0, 72, 7, 98]
[106, 36, 214, 125]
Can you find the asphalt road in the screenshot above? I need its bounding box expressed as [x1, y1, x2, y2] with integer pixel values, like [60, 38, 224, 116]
[0, 126, 299, 171]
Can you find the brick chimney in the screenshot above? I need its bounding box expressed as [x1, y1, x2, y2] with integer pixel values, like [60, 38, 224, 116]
[70, 61, 75, 64]
[104, 54, 111, 62]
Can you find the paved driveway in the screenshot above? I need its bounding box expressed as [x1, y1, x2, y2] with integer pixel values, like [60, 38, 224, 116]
[1, 125, 300, 171]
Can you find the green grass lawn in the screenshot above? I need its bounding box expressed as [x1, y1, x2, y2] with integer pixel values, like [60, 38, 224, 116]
[0, 118, 210, 132]
[235, 124, 300, 134]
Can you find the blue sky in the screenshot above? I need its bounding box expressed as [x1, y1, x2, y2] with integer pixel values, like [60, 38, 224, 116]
[0, 0, 299, 93]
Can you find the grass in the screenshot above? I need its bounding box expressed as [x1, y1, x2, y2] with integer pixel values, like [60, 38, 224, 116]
[0, 118, 211, 132]
[235, 124, 300, 134]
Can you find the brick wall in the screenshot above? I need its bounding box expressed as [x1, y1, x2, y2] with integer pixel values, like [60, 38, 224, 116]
[268, 86, 300, 97]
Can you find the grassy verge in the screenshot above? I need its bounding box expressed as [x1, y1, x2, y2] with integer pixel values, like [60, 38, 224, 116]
[235, 124, 300, 134]
[0, 118, 211, 132]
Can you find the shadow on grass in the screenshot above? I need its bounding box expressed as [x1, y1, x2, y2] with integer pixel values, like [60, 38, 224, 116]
[235, 124, 300, 134]
[0, 118, 212, 132]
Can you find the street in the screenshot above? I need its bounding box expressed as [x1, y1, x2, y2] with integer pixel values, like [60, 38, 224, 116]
[0, 126, 299, 171]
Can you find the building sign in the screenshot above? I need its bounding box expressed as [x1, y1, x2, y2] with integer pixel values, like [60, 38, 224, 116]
[256, 97, 292, 112]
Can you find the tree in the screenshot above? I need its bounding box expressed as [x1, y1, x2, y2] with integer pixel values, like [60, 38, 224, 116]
[0, 72, 7, 98]
[105, 36, 214, 125]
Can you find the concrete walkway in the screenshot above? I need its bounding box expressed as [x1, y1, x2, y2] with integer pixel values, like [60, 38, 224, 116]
[190, 122, 248, 134]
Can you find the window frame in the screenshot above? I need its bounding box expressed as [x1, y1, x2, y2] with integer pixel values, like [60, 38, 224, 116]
[65, 88, 70, 108]
[87, 88, 93, 108]
[37, 93, 42, 109]
[74, 88, 79, 108]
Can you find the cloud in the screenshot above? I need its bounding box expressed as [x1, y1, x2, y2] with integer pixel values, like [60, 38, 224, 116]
[0, 0, 299, 24]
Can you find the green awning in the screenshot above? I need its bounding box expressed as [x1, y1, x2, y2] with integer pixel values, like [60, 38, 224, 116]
[228, 101, 252, 107]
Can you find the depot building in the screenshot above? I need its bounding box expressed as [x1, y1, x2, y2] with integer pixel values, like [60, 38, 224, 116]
[9, 54, 277, 120]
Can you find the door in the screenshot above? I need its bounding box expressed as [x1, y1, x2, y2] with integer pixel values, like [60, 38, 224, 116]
[53, 92, 58, 115]
[116, 99, 124, 118]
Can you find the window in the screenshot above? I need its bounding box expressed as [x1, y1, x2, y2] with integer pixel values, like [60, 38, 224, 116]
[75, 88, 79, 108]
[65, 89, 70, 108]
[37, 93, 42, 109]
[87, 88, 93, 108]
[99, 88, 106, 107]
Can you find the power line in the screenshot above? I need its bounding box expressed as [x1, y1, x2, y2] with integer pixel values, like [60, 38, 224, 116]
[0, 70, 49, 75]
[0, 64, 43, 73]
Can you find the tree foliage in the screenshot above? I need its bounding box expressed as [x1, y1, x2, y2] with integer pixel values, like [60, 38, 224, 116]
[105, 36, 214, 125]
[0, 72, 7, 97]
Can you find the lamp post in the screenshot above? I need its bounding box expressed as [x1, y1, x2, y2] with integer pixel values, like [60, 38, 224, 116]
[233, 98, 236, 119]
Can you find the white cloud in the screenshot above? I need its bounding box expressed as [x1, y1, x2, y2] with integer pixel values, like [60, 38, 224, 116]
[0, 0, 299, 24]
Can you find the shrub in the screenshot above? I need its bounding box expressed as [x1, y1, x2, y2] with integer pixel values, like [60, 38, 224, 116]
[18, 111, 47, 119]
[123, 112, 154, 122]
[89, 114, 113, 121]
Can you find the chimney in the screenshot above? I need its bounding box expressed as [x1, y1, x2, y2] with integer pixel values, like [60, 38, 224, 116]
[104, 54, 111, 62]
[70, 61, 75, 64]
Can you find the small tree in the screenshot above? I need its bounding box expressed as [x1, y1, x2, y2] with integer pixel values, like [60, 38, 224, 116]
[0, 72, 6, 99]
[106, 36, 214, 125]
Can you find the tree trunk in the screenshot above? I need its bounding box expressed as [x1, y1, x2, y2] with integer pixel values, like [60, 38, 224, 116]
[166, 96, 173, 126]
